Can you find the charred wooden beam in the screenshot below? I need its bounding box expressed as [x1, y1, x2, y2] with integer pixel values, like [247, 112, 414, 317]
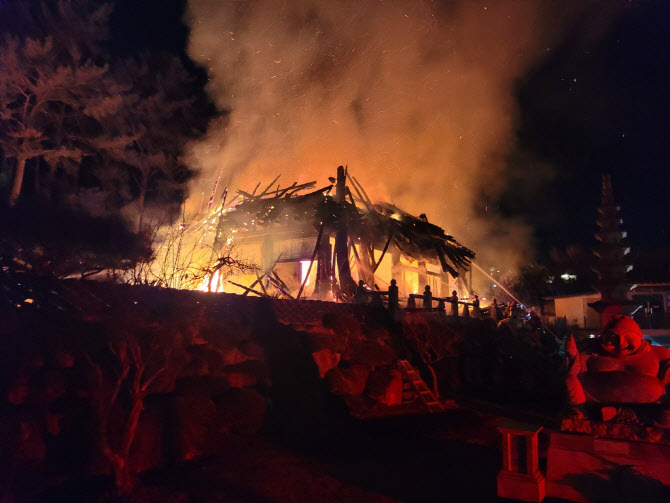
[372, 231, 394, 273]
[270, 269, 292, 295]
[314, 234, 332, 298]
[229, 281, 266, 297]
[352, 175, 373, 207]
[285, 182, 317, 198]
[297, 223, 325, 299]
[242, 272, 267, 296]
[258, 175, 281, 198]
[266, 273, 294, 299]
[346, 172, 372, 212]
[256, 272, 268, 295]
[435, 243, 459, 277]
[237, 189, 256, 200]
[334, 166, 355, 295]
[223, 193, 239, 209]
[359, 240, 376, 287]
[348, 236, 366, 282]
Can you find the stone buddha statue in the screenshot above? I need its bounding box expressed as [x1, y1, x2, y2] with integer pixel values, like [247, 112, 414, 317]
[567, 316, 670, 406]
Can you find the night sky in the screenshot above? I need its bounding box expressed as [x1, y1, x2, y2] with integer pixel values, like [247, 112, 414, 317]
[110, 0, 669, 260]
[503, 0, 670, 257]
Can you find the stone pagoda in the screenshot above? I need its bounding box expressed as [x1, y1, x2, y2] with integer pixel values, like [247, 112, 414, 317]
[588, 174, 637, 329]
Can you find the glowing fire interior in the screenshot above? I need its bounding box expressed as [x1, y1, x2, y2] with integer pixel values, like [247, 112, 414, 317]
[183, 168, 476, 305]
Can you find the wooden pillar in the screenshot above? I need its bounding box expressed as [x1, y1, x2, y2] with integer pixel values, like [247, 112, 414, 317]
[334, 166, 354, 296]
[497, 421, 545, 502]
[360, 243, 375, 287]
[315, 239, 332, 298]
[418, 261, 428, 293]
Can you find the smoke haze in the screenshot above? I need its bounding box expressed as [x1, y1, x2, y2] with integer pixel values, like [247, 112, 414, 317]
[185, 0, 620, 275]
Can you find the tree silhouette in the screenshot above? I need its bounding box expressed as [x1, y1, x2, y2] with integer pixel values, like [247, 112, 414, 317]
[85, 326, 172, 495]
[0, 1, 209, 277]
[106, 55, 199, 232]
[0, 1, 125, 206]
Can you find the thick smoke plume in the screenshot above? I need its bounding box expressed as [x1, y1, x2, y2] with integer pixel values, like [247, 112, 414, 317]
[185, 0, 616, 276]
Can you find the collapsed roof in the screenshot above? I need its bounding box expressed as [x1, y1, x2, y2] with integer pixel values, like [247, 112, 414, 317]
[214, 168, 474, 278]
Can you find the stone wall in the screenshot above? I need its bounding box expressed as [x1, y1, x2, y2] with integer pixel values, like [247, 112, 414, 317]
[0, 281, 408, 497]
[0, 278, 563, 498]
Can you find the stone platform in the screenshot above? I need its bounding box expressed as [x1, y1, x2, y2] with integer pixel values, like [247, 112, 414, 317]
[546, 420, 670, 502]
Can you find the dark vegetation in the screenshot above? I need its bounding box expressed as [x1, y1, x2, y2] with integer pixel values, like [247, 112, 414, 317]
[0, 0, 212, 278]
[489, 245, 597, 309]
[0, 199, 152, 278]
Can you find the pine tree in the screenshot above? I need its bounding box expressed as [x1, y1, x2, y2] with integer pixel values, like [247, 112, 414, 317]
[0, 0, 208, 278]
[107, 55, 199, 232]
[0, 1, 124, 206]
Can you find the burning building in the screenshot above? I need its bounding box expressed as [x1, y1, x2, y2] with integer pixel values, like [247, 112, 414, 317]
[208, 166, 475, 303]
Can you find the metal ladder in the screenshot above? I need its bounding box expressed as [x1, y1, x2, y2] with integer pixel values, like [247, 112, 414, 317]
[397, 360, 445, 413]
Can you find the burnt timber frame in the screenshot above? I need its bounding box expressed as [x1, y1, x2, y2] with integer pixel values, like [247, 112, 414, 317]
[211, 166, 475, 300]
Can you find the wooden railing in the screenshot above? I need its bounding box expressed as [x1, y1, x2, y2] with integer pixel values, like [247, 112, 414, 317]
[406, 293, 478, 316]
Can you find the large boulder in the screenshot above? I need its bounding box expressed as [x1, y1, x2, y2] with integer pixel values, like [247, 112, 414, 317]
[169, 395, 217, 462]
[214, 388, 268, 435]
[183, 345, 225, 376]
[211, 311, 255, 344]
[222, 360, 271, 388]
[365, 368, 404, 406]
[306, 331, 349, 354]
[320, 313, 366, 358]
[312, 348, 341, 378]
[325, 365, 369, 396]
[220, 347, 250, 366]
[350, 340, 397, 368]
[238, 340, 265, 360]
